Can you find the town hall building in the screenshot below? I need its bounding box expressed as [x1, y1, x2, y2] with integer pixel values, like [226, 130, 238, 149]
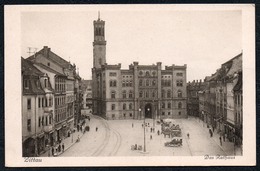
[92, 15, 187, 120]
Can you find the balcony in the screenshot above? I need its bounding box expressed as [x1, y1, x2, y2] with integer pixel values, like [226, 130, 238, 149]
[43, 124, 53, 133]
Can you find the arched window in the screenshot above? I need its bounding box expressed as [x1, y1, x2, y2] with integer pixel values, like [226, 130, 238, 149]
[129, 90, 133, 98]
[152, 80, 156, 86]
[122, 90, 126, 99]
[167, 90, 171, 98]
[111, 91, 116, 99]
[162, 90, 165, 98]
[123, 103, 126, 110]
[162, 102, 165, 109]
[139, 79, 143, 86]
[146, 79, 149, 86]
[113, 80, 117, 87]
[145, 91, 149, 98]
[152, 91, 155, 98]
[178, 102, 182, 109]
[139, 91, 143, 98]
[129, 103, 132, 110]
[168, 102, 171, 109]
[146, 71, 150, 76]
[178, 90, 182, 98]
[129, 80, 133, 87]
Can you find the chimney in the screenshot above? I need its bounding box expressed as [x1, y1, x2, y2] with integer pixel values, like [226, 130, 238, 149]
[43, 46, 50, 58]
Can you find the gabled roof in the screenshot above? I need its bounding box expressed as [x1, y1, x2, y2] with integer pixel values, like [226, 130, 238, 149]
[22, 57, 44, 77]
[27, 46, 72, 69]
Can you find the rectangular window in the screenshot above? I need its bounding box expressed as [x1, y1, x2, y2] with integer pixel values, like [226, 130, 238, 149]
[38, 98, 41, 108]
[42, 116, 44, 126]
[38, 117, 41, 127]
[49, 115, 52, 124]
[27, 119, 31, 131]
[27, 99, 31, 110]
[24, 80, 29, 89]
[112, 104, 115, 110]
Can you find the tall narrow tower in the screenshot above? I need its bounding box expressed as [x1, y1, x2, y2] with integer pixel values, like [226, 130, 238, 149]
[93, 12, 106, 68]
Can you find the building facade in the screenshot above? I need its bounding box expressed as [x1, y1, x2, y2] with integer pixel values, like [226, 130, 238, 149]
[197, 53, 242, 144]
[26, 46, 79, 147]
[92, 16, 187, 120]
[22, 58, 55, 156]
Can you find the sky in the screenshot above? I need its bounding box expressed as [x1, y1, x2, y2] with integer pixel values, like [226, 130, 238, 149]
[21, 6, 242, 81]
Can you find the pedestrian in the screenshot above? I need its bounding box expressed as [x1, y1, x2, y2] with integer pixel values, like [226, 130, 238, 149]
[77, 124, 79, 132]
[62, 143, 65, 152]
[51, 147, 54, 156]
[187, 133, 190, 139]
[142, 124, 143, 128]
[157, 130, 160, 135]
[150, 127, 153, 133]
[132, 123, 134, 128]
[58, 144, 61, 152]
[96, 127, 98, 132]
[219, 136, 222, 146]
[150, 135, 152, 140]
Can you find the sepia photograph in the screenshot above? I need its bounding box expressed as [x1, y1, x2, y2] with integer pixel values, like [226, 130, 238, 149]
[5, 4, 255, 166]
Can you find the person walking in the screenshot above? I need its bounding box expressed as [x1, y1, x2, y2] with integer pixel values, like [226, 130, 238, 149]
[150, 127, 153, 133]
[187, 133, 190, 139]
[150, 135, 152, 140]
[58, 144, 61, 152]
[51, 147, 54, 156]
[96, 127, 98, 132]
[142, 124, 143, 128]
[62, 143, 65, 152]
[132, 123, 134, 128]
[219, 136, 222, 146]
[157, 130, 160, 135]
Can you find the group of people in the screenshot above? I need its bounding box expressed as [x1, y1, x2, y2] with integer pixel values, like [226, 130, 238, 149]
[51, 143, 65, 156]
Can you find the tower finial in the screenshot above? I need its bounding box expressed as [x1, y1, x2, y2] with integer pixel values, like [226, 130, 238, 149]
[98, 11, 100, 20]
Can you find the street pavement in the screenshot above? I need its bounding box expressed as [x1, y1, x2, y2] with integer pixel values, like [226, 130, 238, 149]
[41, 114, 242, 157]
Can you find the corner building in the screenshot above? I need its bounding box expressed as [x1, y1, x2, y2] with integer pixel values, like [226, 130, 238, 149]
[92, 16, 187, 120]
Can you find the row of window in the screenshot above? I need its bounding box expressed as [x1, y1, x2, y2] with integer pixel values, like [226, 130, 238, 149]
[27, 97, 53, 110]
[161, 102, 183, 109]
[139, 79, 157, 87]
[27, 114, 52, 131]
[55, 108, 66, 123]
[55, 96, 66, 107]
[109, 90, 183, 99]
[161, 111, 182, 116]
[122, 80, 133, 87]
[110, 102, 182, 111]
[55, 78, 65, 92]
[109, 79, 184, 88]
[122, 90, 133, 98]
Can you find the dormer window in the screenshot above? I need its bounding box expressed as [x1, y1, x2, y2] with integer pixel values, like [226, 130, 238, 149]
[24, 79, 29, 89]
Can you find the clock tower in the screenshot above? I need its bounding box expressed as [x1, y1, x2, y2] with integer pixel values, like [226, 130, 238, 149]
[93, 12, 106, 69]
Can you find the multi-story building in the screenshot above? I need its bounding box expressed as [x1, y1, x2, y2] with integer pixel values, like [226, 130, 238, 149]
[22, 57, 54, 156]
[81, 80, 92, 116]
[187, 80, 205, 117]
[27, 46, 77, 143]
[198, 53, 242, 141]
[92, 16, 187, 120]
[233, 71, 242, 146]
